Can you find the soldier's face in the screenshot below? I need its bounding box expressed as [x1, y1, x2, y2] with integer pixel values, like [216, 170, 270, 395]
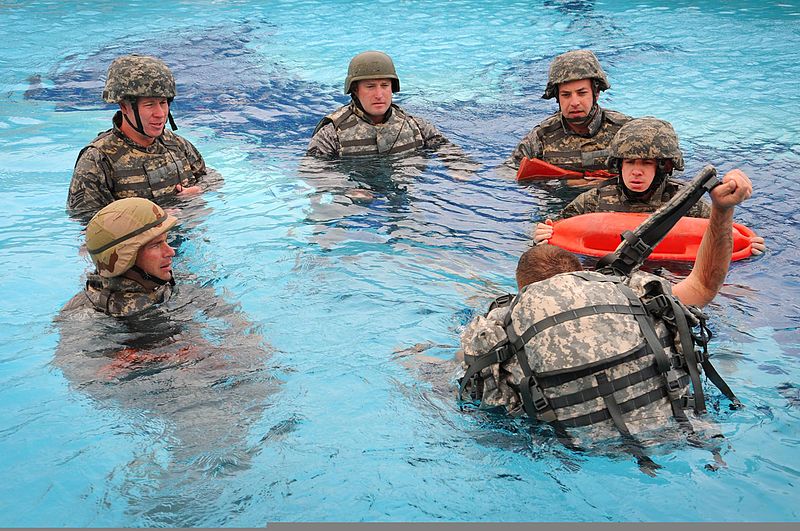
[122, 97, 169, 138]
[557, 79, 594, 119]
[621, 159, 658, 192]
[135, 232, 175, 282]
[354, 79, 393, 122]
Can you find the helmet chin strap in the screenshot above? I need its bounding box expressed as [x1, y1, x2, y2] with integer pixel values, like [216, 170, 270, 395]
[351, 94, 390, 123]
[129, 264, 173, 286]
[622, 167, 668, 202]
[122, 98, 177, 139]
[562, 82, 600, 127]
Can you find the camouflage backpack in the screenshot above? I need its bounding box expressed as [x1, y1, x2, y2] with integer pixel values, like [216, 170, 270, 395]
[459, 270, 739, 442]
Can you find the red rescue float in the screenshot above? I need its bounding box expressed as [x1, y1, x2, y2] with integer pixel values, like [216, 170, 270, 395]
[516, 157, 616, 182]
[548, 212, 755, 262]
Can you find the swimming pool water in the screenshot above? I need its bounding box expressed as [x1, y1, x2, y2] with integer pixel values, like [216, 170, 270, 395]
[1, 0, 799, 525]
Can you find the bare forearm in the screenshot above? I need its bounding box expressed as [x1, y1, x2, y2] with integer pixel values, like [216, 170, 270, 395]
[674, 205, 733, 307]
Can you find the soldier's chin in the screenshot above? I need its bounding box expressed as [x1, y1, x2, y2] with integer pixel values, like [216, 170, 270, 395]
[146, 125, 165, 137]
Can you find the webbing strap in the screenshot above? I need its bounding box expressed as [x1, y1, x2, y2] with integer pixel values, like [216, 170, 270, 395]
[548, 359, 664, 410]
[595, 372, 632, 437]
[513, 304, 647, 351]
[594, 371, 663, 474]
[616, 283, 673, 375]
[458, 341, 514, 401]
[667, 296, 706, 414]
[536, 335, 671, 389]
[701, 359, 742, 408]
[557, 382, 685, 428]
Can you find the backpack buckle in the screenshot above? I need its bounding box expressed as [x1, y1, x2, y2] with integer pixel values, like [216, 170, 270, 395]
[644, 294, 671, 316]
[665, 369, 683, 399]
[493, 341, 513, 364]
[681, 395, 696, 410]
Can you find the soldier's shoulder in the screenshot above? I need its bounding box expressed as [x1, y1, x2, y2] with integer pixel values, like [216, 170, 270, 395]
[86, 128, 118, 148]
[536, 112, 563, 132]
[161, 129, 198, 150]
[312, 104, 351, 137]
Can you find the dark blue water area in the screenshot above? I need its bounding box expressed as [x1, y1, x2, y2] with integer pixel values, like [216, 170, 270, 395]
[3, 1, 800, 525]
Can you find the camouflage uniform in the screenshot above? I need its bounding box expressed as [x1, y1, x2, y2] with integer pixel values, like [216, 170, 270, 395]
[460, 270, 698, 443]
[509, 49, 631, 171]
[509, 107, 631, 171]
[66, 54, 212, 219]
[61, 272, 173, 317]
[558, 178, 712, 219]
[307, 50, 451, 159]
[555, 116, 712, 219]
[67, 112, 209, 218]
[307, 102, 449, 159]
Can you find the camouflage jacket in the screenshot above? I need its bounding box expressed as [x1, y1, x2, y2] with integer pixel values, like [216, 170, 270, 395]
[61, 273, 173, 318]
[67, 112, 209, 219]
[509, 106, 631, 171]
[306, 101, 449, 159]
[557, 178, 712, 220]
[460, 271, 696, 442]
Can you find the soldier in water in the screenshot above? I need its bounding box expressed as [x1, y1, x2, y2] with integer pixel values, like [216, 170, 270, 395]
[55, 198, 276, 473]
[508, 49, 631, 185]
[67, 54, 221, 220]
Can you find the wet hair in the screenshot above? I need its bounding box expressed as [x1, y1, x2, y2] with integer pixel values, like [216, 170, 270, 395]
[516, 244, 583, 289]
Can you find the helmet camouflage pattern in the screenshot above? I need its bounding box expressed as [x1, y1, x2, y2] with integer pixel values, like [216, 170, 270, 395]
[86, 198, 177, 277]
[542, 49, 610, 99]
[344, 51, 400, 94]
[102, 54, 177, 103]
[607, 117, 685, 172]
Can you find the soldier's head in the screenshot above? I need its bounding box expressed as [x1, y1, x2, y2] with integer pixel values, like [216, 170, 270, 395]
[344, 51, 399, 122]
[86, 198, 177, 284]
[542, 50, 610, 124]
[607, 117, 685, 201]
[516, 244, 583, 289]
[103, 54, 178, 143]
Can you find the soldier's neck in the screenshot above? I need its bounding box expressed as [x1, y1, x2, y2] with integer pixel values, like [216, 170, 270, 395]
[116, 112, 157, 147]
[122, 269, 165, 292]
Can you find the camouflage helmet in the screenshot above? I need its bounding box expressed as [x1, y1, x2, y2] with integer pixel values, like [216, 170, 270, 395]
[86, 198, 177, 278]
[344, 51, 400, 94]
[606, 117, 685, 173]
[102, 54, 177, 103]
[542, 50, 610, 100]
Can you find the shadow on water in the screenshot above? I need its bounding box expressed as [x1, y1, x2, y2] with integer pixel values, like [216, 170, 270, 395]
[22, 19, 337, 155]
[51, 278, 280, 525]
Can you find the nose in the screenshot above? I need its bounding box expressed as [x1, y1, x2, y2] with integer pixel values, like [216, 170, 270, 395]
[163, 242, 176, 257]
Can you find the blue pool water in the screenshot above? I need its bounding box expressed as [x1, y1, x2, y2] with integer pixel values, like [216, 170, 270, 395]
[1, 0, 799, 525]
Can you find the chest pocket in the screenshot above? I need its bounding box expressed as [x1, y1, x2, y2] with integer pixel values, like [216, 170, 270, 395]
[143, 152, 184, 198]
[581, 148, 609, 170]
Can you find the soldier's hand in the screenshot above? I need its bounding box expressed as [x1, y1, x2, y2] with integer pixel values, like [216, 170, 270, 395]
[750, 235, 766, 256]
[176, 184, 202, 197]
[710, 168, 753, 210]
[533, 219, 554, 245]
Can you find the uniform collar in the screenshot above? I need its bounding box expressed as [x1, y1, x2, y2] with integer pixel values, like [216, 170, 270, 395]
[111, 111, 165, 152]
[559, 104, 604, 137]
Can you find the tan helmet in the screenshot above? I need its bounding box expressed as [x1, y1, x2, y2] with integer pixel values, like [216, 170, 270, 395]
[102, 54, 177, 103]
[86, 198, 177, 278]
[541, 50, 610, 100]
[344, 51, 400, 94]
[606, 117, 685, 174]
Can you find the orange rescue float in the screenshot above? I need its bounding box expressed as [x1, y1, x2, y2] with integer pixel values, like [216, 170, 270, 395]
[516, 157, 616, 182]
[548, 212, 755, 262]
